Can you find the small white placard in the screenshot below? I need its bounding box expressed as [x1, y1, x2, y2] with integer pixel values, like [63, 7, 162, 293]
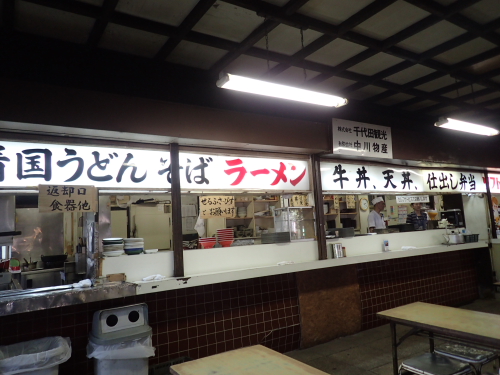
[396, 195, 430, 204]
[332, 119, 393, 159]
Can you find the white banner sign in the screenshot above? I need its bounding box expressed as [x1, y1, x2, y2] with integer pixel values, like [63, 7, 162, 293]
[332, 119, 393, 159]
[396, 195, 429, 204]
[321, 162, 424, 192]
[179, 153, 310, 191]
[0, 141, 310, 191]
[321, 162, 486, 193]
[486, 174, 500, 193]
[422, 170, 485, 193]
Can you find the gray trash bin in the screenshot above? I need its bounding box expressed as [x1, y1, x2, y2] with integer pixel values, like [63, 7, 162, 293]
[87, 303, 155, 375]
[0, 336, 71, 375]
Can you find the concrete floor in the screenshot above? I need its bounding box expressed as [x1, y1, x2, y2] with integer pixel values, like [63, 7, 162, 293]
[285, 297, 500, 375]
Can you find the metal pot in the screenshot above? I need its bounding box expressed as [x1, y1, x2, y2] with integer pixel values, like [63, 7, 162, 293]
[41, 254, 67, 263]
[443, 234, 463, 244]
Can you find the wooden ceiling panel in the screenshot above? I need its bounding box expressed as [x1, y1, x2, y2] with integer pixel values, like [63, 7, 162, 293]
[383, 65, 437, 85]
[114, 0, 198, 26]
[192, 2, 264, 43]
[17, 0, 94, 44]
[434, 38, 497, 65]
[460, 0, 500, 24]
[353, 1, 429, 40]
[297, 0, 374, 25]
[99, 23, 169, 58]
[165, 40, 228, 69]
[252, 24, 323, 56]
[396, 20, 467, 54]
[347, 52, 405, 76]
[306, 38, 368, 67]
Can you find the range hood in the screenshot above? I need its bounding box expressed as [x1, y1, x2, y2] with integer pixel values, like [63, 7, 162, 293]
[0, 196, 21, 245]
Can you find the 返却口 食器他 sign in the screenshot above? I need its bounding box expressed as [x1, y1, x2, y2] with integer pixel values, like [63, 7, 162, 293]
[38, 184, 98, 213]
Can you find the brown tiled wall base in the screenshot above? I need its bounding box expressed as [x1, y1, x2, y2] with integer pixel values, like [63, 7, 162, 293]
[0, 250, 483, 374]
[358, 249, 480, 330]
[0, 274, 301, 375]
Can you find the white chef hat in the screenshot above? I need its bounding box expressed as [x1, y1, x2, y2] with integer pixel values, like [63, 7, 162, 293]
[371, 197, 384, 205]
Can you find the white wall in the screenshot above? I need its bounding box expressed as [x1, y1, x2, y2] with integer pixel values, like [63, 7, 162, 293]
[101, 251, 175, 282]
[463, 194, 490, 240]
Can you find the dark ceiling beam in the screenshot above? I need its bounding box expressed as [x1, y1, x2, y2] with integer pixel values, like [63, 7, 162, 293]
[23, 0, 98, 18]
[2, 0, 15, 31]
[266, 0, 397, 78]
[385, 48, 500, 109]
[154, 0, 216, 61]
[208, 0, 309, 76]
[419, 87, 494, 114]
[20, 0, 499, 119]
[209, 19, 280, 76]
[196, 34, 498, 116]
[234, 0, 500, 94]
[367, 71, 453, 104]
[340, 61, 414, 95]
[394, 82, 471, 109]
[87, 0, 119, 48]
[266, 34, 334, 77]
[240, 45, 496, 114]
[340, 32, 476, 96]
[404, 0, 500, 47]
[304, 49, 377, 86]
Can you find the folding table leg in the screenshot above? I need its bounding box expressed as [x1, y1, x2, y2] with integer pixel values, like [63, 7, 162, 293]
[391, 322, 398, 375]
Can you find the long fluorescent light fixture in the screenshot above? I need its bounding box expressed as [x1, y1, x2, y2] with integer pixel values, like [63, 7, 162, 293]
[216, 73, 348, 107]
[435, 117, 499, 136]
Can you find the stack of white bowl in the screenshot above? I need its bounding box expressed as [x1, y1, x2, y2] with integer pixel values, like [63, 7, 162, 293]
[237, 206, 247, 218]
[123, 238, 144, 255]
[102, 238, 124, 257]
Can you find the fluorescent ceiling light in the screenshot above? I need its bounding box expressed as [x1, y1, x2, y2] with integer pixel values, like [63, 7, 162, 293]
[435, 117, 499, 136]
[217, 73, 348, 108]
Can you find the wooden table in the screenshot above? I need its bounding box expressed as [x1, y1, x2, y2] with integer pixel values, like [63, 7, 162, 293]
[378, 302, 500, 375]
[170, 345, 328, 375]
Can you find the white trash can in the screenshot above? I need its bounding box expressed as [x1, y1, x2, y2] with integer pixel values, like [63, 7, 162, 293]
[0, 336, 71, 375]
[87, 303, 155, 375]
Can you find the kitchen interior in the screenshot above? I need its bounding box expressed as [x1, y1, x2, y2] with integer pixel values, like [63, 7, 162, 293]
[0, 189, 489, 292]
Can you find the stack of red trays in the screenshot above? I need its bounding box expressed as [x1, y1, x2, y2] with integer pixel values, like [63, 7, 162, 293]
[199, 237, 217, 249]
[216, 229, 234, 247]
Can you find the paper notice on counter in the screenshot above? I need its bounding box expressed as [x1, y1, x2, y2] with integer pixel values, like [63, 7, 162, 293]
[182, 204, 197, 217]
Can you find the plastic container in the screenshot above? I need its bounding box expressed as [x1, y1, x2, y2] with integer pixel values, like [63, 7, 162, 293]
[0, 336, 71, 375]
[87, 303, 155, 375]
[463, 234, 479, 243]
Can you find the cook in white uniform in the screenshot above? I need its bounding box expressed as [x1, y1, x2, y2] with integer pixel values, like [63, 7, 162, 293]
[368, 197, 386, 233]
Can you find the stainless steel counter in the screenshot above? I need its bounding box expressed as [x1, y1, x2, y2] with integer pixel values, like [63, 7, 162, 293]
[0, 282, 137, 316]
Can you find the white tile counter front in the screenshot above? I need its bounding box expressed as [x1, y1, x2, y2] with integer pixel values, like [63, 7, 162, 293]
[100, 230, 488, 295]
